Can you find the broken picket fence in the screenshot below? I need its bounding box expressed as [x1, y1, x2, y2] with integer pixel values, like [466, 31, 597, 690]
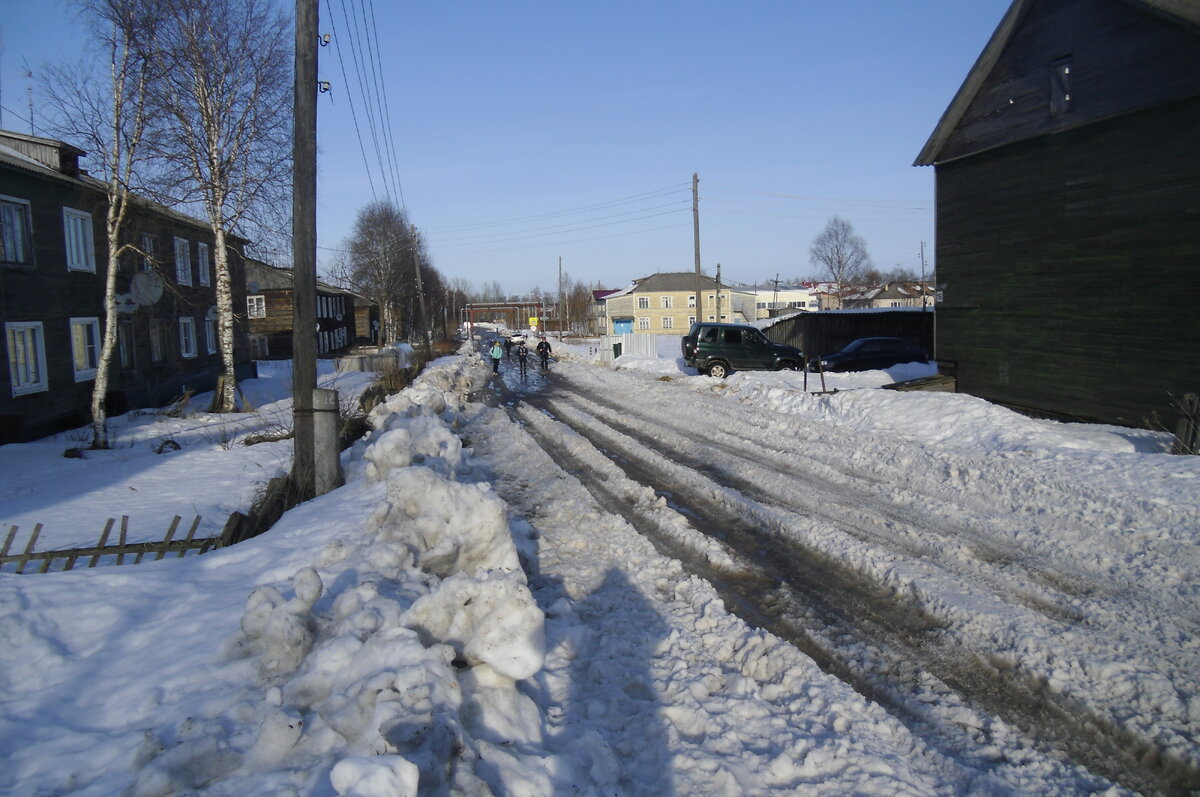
[0, 513, 243, 575]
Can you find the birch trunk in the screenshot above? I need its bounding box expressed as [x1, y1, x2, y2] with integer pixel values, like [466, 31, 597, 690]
[212, 224, 238, 412]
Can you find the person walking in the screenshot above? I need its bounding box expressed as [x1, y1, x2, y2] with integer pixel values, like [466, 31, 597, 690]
[489, 340, 503, 374]
[535, 336, 552, 371]
[504, 336, 513, 358]
[516, 340, 529, 375]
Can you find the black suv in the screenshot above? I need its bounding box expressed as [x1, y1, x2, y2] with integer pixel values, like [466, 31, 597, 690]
[681, 323, 805, 378]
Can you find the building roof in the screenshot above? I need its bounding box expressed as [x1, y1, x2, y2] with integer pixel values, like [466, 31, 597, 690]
[631, 272, 723, 292]
[244, 259, 356, 296]
[0, 129, 232, 240]
[914, 0, 1200, 167]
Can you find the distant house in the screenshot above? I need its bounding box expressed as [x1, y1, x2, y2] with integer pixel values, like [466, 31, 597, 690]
[603, 272, 754, 335]
[244, 260, 361, 359]
[749, 284, 822, 319]
[1, 130, 253, 443]
[844, 282, 933, 310]
[590, 288, 619, 335]
[914, 0, 1200, 427]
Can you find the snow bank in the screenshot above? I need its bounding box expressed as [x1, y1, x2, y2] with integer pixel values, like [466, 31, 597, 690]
[0, 347, 551, 796]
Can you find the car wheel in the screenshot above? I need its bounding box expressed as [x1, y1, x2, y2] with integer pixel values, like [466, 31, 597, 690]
[777, 360, 800, 371]
[706, 361, 729, 379]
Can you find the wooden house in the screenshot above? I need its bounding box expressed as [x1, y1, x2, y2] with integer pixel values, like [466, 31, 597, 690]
[0, 130, 253, 444]
[914, 0, 1200, 428]
[244, 260, 359, 359]
[352, 293, 380, 348]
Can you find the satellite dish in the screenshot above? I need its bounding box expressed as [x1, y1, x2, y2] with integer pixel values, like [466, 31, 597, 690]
[205, 306, 219, 321]
[130, 271, 164, 305]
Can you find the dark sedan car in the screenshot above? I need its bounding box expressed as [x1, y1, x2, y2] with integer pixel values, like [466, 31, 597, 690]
[809, 337, 929, 372]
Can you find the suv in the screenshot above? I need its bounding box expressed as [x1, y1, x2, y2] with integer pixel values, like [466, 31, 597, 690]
[681, 323, 805, 378]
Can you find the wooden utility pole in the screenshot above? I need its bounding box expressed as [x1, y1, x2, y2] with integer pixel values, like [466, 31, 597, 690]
[411, 224, 431, 359]
[557, 255, 563, 340]
[291, 0, 318, 500]
[692, 173, 702, 324]
[715, 263, 722, 320]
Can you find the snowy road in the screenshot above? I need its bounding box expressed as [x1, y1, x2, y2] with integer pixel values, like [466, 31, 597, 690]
[471, 345, 1200, 795]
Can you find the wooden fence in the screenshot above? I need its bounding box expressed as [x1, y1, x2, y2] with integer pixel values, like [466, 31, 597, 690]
[0, 513, 243, 575]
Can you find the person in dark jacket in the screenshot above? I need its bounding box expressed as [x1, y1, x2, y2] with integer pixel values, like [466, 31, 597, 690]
[535, 336, 552, 370]
[516, 341, 529, 375]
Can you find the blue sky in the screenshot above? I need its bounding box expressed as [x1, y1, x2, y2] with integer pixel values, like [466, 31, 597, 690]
[2, 1, 1011, 295]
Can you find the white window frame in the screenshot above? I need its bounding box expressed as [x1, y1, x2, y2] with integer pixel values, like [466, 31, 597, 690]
[688, 294, 696, 308]
[179, 317, 197, 358]
[247, 295, 266, 318]
[63, 208, 96, 272]
[1, 195, 34, 266]
[661, 296, 673, 309]
[661, 316, 673, 329]
[197, 242, 211, 287]
[6, 321, 48, 396]
[637, 296, 649, 310]
[637, 316, 650, 330]
[249, 334, 269, 359]
[174, 237, 191, 286]
[69, 316, 101, 381]
[688, 316, 696, 326]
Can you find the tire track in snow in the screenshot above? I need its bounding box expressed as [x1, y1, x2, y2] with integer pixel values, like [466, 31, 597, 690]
[523, 383, 1200, 796]
[550, 386, 1087, 623]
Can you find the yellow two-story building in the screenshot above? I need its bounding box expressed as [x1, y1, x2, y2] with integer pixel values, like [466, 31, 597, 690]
[603, 272, 754, 335]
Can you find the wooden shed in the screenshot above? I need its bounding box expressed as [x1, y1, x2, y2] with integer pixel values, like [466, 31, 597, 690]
[914, 0, 1200, 428]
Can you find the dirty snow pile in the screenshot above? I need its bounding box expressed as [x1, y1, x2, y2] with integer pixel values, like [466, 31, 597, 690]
[0, 349, 549, 795]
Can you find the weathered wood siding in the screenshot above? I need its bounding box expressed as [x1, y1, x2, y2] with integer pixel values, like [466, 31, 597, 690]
[938, 0, 1200, 164]
[936, 94, 1200, 426]
[1, 160, 251, 442]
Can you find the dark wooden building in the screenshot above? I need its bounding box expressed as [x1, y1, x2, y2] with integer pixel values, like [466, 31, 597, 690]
[245, 260, 360, 359]
[1, 130, 253, 443]
[915, 0, 1200, 428]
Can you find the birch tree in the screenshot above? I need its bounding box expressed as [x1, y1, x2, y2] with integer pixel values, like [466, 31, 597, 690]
[809, 216, 870, 309]
[153, 0, 291, 412]
[43, 0, 160, 449]
[335, 201, 414, 346]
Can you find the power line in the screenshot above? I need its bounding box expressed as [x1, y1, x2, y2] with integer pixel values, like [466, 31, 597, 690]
[363, 0, 405, 211]
[430, 200, 691, 246]
[327, 3, 377, 202]
[431, 220, 694, 256]
[705, 185, 930, 207]
[425, 183, 691, 232]
[333, 0, 392, 207]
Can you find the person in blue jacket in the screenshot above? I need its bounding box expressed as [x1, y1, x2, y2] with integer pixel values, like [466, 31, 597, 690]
[489, 340, 503, 374]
